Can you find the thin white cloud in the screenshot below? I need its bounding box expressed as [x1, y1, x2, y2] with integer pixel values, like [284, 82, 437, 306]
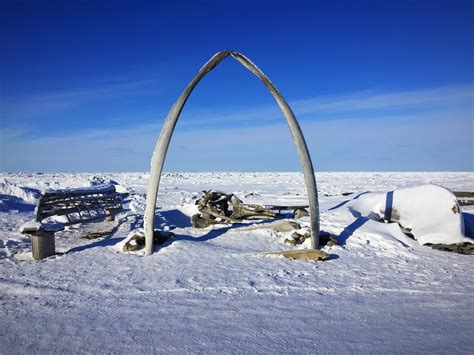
[3, 82, 472, 130]
[292, 84, 474, 114]
[1, 83, 472, 171]
[2, 109, 472, 172]
[173, 83, 474, 128]
[2, 77, 161, 120]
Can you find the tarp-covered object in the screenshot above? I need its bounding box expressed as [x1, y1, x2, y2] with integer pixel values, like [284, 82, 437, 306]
[345, 184, 470, 245]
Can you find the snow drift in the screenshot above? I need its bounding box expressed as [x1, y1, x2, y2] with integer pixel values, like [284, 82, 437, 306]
[0, 179, 40, 204]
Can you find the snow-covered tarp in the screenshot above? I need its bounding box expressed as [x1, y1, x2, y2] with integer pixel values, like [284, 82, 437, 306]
[336, 184, 469, 245]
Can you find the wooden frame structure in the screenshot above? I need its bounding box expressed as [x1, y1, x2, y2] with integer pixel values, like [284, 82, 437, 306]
[20, 184, 122, 259]
[144, 50, 320, 254]
[34, 184, 122, 225]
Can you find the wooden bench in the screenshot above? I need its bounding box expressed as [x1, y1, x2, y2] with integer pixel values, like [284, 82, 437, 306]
[19, 184, 123, 260]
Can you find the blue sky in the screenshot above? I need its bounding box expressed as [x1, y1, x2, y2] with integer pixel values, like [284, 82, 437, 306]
[1, 0, 473, 172]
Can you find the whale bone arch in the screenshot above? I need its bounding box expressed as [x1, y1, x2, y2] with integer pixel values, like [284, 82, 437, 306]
[144, 50, 320, 254]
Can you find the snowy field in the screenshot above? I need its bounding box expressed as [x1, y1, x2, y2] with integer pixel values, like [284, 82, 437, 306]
[1, 172, 473, 353]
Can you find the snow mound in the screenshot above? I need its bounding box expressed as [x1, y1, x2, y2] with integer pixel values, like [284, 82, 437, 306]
[129, 194, 146, 213]
[346, 184, 468, 245]
[0, 179, 40, 204]
[90, 176, 128, 194]
[19, 220, 64, 233]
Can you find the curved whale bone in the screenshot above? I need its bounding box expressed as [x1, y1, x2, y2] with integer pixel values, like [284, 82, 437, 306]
[144, 50, 320, 254]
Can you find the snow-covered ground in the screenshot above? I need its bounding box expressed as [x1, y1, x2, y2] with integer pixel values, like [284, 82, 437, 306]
[1, 172, 473, 353]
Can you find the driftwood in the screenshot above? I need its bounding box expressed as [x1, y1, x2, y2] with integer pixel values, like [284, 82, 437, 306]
[427, 242, 473, 255]
[192, 191, 314, 232]
[143, 50, 320, 255]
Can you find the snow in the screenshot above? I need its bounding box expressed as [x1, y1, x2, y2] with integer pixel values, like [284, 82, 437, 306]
[19, 220, 64, 233]
[0, 178, 40, 204]
[0, 172, 473, 353]
[90, 175, 129, 194]
[41, 182, 117, 195]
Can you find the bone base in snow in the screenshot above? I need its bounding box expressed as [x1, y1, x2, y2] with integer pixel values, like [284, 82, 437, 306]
[285, 229, 339, 247]
[122, 229, 174, 252]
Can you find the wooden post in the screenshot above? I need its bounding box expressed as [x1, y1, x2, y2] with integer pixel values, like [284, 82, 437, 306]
[105, 208, 115, 221]
[31, 231, 55, 260]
